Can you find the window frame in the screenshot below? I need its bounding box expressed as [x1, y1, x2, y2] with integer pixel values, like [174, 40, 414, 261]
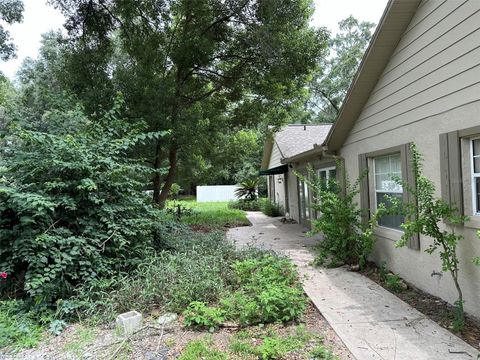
[372, 153, 404, 232]
[317, 166, 336, 190]
[470, 137, 480, 216]
[359, 143, 419, 249]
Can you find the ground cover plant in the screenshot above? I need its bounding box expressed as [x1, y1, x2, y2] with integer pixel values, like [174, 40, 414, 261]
[182, 254, 308, 329]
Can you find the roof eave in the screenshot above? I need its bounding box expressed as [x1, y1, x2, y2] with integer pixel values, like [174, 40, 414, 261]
[281, 145, 325, 164]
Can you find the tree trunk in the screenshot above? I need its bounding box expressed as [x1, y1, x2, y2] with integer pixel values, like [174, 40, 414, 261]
[157, 144, 178, 209]
[152, 141, 163, 204]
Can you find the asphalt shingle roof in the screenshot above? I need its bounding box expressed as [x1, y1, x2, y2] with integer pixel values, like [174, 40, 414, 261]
[274, 124, 332, 159]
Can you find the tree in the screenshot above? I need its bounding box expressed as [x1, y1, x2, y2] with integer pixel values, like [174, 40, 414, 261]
[49, 0, 327, 207]
[308, 16, 375, 123]
[0, 0, 24, 60]
[392, 144, 470, 331]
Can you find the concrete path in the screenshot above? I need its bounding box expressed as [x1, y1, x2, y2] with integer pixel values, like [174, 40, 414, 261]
[227, 212, 480, 360]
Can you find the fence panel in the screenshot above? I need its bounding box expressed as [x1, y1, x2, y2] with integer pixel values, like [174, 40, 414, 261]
[196, 185, 239, 202]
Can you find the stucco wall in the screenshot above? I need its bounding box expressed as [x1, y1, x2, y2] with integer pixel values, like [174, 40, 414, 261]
[339, 0, 480, 317]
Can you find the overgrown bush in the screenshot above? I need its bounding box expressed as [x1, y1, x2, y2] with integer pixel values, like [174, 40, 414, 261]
[228, 199, 261, 211]
[73, 230, 239, 321]
[0, 99, 167, 302]
[303, 165, 383, 268]
[260, 199, 283, 217]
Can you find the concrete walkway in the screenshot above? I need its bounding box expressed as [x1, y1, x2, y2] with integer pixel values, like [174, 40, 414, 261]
[227, 212, 480, 360]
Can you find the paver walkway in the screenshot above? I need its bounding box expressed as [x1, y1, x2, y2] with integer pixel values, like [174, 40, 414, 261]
[227, 212, 480, 360]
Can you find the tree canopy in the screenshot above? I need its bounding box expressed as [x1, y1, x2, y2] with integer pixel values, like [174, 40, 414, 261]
[45, 0, 327, 206]
[0, 0, 24, 60]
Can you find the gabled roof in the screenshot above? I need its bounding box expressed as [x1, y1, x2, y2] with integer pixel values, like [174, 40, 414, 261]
[261, 124, 332, 170]
[324, 0, 422, 152]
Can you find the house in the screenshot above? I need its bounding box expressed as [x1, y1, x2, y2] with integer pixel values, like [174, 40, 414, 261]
[260, 124, 332, 227]
[262, 0, 480, 317]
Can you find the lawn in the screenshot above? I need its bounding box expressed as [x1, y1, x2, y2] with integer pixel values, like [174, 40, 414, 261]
[169, 200, 250, 230]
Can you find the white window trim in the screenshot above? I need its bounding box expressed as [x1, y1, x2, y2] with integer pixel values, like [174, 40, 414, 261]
[317, 166, 336, 178]
[470, 137, 480, 216]
[372, 154, 404, 233]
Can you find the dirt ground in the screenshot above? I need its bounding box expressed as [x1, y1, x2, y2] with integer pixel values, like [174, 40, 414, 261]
[5, 303, 353, 360]
[362, 263, 480, 351]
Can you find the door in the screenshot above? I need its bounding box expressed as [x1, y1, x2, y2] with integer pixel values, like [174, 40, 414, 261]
[298, 176, 311, 228]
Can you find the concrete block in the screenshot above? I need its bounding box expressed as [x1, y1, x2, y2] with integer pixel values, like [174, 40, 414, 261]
[116, 311, 143, 335]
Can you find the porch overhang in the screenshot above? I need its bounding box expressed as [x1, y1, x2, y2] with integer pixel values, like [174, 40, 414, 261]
[259, 164, 289, 176]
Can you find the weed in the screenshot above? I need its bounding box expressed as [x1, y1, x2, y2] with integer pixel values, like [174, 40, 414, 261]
[379, 262, 388, 282]
[230, 326, 319, 360]
[310, 344, 339, 360]
[179, 338, 227, 360]
[183, 301, 225, 331]
[385, 273, 403, 292]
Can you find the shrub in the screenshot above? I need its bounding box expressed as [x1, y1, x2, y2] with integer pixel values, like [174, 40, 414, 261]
[183, 301, 225, 331]
[302, 165, 384, 268]
[260, 199, 283, 217]
[0, 99, 166, 302]
[235, 178, 259, 201]
[228, 199, 260, 211]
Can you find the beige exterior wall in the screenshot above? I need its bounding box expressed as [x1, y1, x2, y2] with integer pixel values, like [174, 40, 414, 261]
[339, 0, 480, 316]
[267, 143, 287, 214]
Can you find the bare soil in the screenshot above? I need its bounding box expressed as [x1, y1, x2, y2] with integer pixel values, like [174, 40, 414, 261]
[6, 303, 353, 360]
[362, 263, 480, 351]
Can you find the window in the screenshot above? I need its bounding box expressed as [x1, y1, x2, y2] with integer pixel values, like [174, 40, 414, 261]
[318, 166, 337, 192]
[373, 154, 404, 230]
[471, 138, 480, 215]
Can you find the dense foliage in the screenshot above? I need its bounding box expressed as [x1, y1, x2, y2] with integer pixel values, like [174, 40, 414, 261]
[0, 100, 166, 302]
[304, 166, 383, 267]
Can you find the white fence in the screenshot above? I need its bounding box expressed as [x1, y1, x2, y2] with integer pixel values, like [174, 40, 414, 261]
[196, 185, 239, 202]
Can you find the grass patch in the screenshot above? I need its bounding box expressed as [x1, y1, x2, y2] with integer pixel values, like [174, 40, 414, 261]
[179, 337, 227, 360]
[229, 325, 333, 360]
[169, 200, 250, 229]
[0, 300, 44, 351]
[63, 325, 97, 358]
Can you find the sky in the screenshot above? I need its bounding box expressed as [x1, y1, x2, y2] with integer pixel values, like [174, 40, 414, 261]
[0, 0, 389, 80]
